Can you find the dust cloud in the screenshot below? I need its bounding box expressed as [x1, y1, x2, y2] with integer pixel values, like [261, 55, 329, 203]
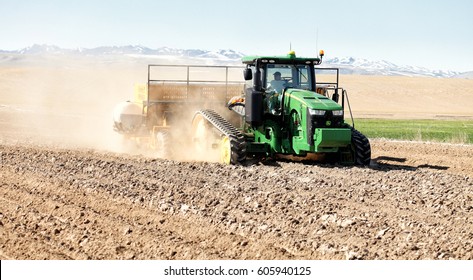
[0, 54, 244, 163]
[0, 55, 145, 152]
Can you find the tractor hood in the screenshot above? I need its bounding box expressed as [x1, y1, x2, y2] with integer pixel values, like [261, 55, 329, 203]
[284, 88, 342, 111]
[284, 88, 350, 154]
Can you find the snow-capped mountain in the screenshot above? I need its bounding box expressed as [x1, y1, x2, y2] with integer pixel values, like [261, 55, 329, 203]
[8, 44, 245, 60]
[324, 57, 460, 78]
[454, 71, 473, 79]
[17, 44, 66, 55]
[1, 44, 469, 78]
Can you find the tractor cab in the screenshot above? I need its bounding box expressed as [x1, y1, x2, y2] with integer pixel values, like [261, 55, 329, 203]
[242, 51, 324, 119]
[242, 50, 322, 92]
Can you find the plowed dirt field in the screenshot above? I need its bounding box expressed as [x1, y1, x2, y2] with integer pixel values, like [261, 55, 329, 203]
[1, 139, 472, 260]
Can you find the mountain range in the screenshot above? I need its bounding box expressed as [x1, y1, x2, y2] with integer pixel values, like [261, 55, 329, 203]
[9, 44, 246, 61]
[1, 44, 471, 79]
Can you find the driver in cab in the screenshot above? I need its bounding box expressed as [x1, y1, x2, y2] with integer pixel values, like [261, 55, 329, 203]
[268, 71, 286, 94]
[266, 71, 286, 114]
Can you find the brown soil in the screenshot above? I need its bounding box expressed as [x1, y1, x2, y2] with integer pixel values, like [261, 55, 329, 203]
[0, 59, 472, 260]
[1, 140, 472, 260]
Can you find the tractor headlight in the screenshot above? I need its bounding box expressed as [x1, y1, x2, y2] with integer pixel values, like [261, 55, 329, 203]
[332, 110, 344, 116]
[308, 109, 325, 116]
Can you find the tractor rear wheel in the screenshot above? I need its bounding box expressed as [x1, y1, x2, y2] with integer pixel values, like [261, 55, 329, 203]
[352, 129, 371, 166]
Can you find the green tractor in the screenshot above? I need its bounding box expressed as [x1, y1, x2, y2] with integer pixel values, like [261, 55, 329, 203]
[192, 50, 371, 165]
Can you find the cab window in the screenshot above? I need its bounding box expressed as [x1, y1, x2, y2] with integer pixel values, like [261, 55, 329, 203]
[265, 64, 312, 92]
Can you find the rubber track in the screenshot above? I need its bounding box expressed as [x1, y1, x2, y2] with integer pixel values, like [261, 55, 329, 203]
[195, 109, 247, 164]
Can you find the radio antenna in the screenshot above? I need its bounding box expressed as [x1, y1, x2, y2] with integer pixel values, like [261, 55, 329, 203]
[316, 28, 319, 57]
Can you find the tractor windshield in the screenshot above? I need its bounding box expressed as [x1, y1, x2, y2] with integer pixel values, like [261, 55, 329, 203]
[264, 64, 313, 115]
[265, 64, 313, 93]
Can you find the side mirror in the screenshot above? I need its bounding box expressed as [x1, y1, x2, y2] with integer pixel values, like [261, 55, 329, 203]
[332, 89, 339, 103]
[243, 68, 253, 81]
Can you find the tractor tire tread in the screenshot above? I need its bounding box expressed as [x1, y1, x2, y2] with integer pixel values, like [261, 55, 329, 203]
[351, 128, 371, 166]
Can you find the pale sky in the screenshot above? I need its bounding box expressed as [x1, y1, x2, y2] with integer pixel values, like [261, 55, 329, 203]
[1, 0, 472, 71]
